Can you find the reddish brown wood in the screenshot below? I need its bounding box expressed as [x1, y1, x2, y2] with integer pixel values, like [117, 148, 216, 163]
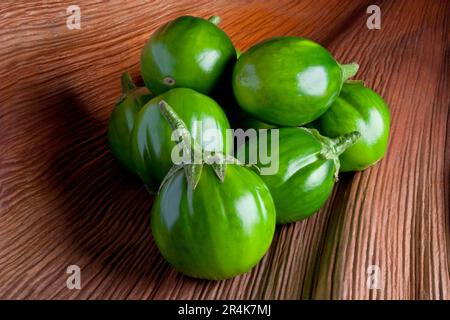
[0, 0, 449, 299]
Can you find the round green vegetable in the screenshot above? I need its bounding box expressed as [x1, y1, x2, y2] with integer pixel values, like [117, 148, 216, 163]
[238, 127, 360, 224]
[131, 88, 231, 192]
[141, 15, 236, 96]
[313, 81, 390, 172]
[151, 101, 276, 279]
[108, 72, 153, 173]
[232, 37, 358, 126]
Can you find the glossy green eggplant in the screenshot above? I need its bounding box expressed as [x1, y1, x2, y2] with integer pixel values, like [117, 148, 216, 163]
[141, 15, 236, 95]
[108, 72, 153, 173]
[313, 81, 390, 172]
[232, 37, 359, 126]
[238, 127, 360, 224]
[131, 88, 231, 192]
[151, 101, 276, 280]
[152, 165, 276, 279]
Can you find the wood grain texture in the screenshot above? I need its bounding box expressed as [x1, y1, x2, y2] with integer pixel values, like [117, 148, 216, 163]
[0, 0, 449, 299]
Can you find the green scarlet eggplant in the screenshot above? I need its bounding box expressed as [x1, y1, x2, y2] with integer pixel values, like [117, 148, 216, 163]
[232, 37, 359, 126]
[108, 72, 153, 173]
[140, 15, 236, 96]
[131, 88, 231, 192]
[313, 81, 390, 172]
[238, 127, 360, 224]
[151, 101, 276, 279]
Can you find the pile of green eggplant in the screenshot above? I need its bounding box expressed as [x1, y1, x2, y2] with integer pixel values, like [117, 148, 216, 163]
[108, 15, 390, 280]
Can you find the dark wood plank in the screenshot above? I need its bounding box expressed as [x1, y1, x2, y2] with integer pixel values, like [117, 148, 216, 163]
[0, 0, 448, 299]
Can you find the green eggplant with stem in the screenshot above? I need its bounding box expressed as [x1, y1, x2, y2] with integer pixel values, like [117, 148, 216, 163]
[108, 72, 153, 173]
[151, 101, 276, 279]
[312, 81, 390, 172]
[131, 88, 231, 193]
[238, 127, 360, 224]
[232, 37, 359, 126]
[141, 15, 236, 95]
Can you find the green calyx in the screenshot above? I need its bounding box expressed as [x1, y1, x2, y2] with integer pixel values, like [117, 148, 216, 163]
[158, 100, 239, 191]
[339, 62, 359, 82]
[301, 128, 361, 180]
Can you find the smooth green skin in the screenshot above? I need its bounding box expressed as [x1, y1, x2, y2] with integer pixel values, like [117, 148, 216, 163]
[313, 82, 390, 172]
[151, 165, 276, 280]
[238, 127, 336, 224]
[131, 88, 231, 192]
[232, 37, 343, 126]
[108, 87, 153, 173]
[141, 16, 236, 96]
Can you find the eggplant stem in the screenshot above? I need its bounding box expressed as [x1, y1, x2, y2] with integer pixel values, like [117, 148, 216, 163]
[158, 100, 243, 189]
[121, 71, 136, 93]
[300, 127, 361, 181]
[158, 100, 203, 161]
[208, 15, 221, 25]
[158, 100, 204, 189]
[332, 131, 361, 156]
[340, 62, 359, 82]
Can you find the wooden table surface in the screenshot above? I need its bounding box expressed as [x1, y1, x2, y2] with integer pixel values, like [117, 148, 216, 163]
[1, 0, 449, 300]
